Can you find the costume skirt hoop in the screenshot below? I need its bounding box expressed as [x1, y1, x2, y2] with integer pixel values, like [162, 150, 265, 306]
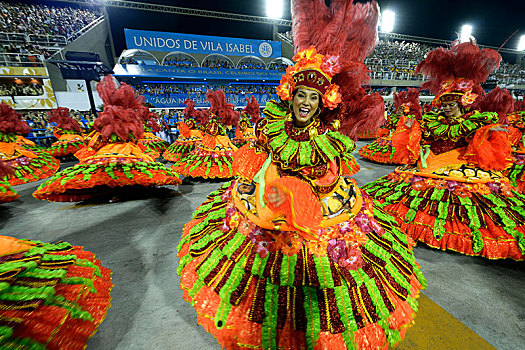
[363, 168, 525, 260]
[0, 235, 112, 349]
[177, 182, 426, 350]
[5, 149, 60, 186]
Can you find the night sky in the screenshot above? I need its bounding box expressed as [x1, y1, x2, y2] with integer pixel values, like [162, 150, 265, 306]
[19, 0, 525, 53]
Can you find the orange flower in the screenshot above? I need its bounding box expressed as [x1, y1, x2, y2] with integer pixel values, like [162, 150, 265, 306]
[322, 84, 342, 110]
[461, 91, 478, 106]
[307, 240, 328, 258]
[276, 74, 295, 101]
[275, 233, 303, 256]
[472, 183, 490, 195]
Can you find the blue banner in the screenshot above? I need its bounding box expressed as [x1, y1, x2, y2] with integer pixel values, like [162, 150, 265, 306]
[124, 29, 282, 58]
[114, 64, 284, 81]
[143, 92, 278, 109]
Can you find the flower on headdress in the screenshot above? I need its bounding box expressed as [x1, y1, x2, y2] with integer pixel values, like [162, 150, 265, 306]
[440, 80, 455, 91]
[321, 55, 342, 76]
[456, 79, 473, 91]
[293, 46, 322, 66]
[460, 91, 478, 105]
[322, 84, 342, 110]
[276, 74, 295, 101]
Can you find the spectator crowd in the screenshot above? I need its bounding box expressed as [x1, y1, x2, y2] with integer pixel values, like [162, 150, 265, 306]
[0, 1, 102, 40]
[0, 81, 43, 96]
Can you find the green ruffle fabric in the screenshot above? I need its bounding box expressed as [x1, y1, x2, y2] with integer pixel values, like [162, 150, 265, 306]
[163, 143, 195, 161]
[0, 240, 102, 349]
[263, 101, 356, 169]
[174, 152, 234, 178]
[421, 111, 498, 142]
[178, 183, 426, 349]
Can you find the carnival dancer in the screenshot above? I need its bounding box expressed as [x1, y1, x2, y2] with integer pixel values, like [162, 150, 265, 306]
[177, 1, 426, 349]
[46, 107, 86, 158]
[363, 42, 525, 260]
[0, 235, 112, 349]
[137, 106, 170, 159]
[232, 96, 260, 147]
[172, 90, 238, 179]
[0, 103, 60, 185]
[0, 159, 18, 202]
[359, 88, 422, 164]
[33, 75, 181, 202]
[162, 99, 204, 162]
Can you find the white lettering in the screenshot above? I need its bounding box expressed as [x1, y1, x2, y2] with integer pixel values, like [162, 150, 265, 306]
[133, 36, 143, 47]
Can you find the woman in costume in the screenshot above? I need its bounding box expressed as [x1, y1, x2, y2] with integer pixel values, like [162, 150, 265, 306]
[137, 106, 170, 159]
[162, 99, 204, 162]
[358, 88, 422, 164]
[177, 2, 425, 349]
[363, 42, 525, 260]
[172, 90, 238, 179]
[46, 107, 86, 158]
[0, 235, 112, 349]
[0, 103, 60, 186]
[232, 96, 260, 147]
[33, 76, 181, 202]
[0, 159, 18, 202]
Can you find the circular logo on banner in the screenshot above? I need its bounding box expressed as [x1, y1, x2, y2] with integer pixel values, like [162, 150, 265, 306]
[259, 42, 273, 57]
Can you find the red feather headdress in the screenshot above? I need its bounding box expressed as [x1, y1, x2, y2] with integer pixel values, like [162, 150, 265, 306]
[0, 102, 31, 135]
[243, 96, 260, 124]
[48, 107, 82, 132]
[206, 90, 239, 127]
[288, 0, 384, 137]
[416, 42, 501, 107]
[94, 75, 144, 141]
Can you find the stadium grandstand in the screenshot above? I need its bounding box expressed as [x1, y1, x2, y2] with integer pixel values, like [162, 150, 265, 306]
[1, 1, 524, 350]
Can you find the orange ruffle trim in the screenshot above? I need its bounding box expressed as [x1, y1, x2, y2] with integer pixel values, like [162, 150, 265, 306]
[33, 167, 181, 202]
[0, 181, 18, 203]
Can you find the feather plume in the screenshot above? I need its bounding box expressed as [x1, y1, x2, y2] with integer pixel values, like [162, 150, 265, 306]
[243, 96, 260, 123]
[474, 87, 514, 123]
[416, 42, 501, 96]
[194, 109, 210, 126]
[514, 99, 525, 112]
[94, 105, 144, 141]
[183, 99, 197, 117]
[0, 102, 31, 135]
[47, 107, 82, 132]
[206, 90, 239, 127]
[96, 75, 144, 109]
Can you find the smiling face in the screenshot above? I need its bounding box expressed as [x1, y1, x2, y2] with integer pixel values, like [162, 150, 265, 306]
[441, 101, 461, 118]
[292, 88, 320, 127]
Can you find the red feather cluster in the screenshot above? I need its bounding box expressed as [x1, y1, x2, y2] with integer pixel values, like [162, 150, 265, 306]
[206, 90, 239, 127]
[96, 75, 144, 109]
[93, 75, 145, 141]
[394, 88, 422, 120]
[136, 105, 161, 132]
[514, 99, 525, 112]
[183, 99, 196, 117]
[48, 107, 81, 132]
[243, 96, 260, 124]
[416, 42, 501, 97]
[475, 87, 514, 123]
[0, 159, 14, 179]
[194, 109, 209, 126]
[0, 102, 31, 135]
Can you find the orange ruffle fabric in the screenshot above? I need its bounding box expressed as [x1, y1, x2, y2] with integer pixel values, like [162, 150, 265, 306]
[381, 200, 525, 260]
[391, 118, 421, 164]
[464, 124, 512, 171]
[264, 176, 323, 238]
[0, 180, 18, 203]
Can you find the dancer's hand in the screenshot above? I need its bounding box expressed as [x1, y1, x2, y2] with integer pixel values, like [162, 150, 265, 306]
[267, 187, 285, 207]
[490, 126, 509, 133]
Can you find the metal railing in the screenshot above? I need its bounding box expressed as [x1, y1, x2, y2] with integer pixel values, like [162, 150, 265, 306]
[0, 53, 45, 67]
[66, 15, 105, 42]
[0, 32, 27, 43]
[28, 34, 67, 46]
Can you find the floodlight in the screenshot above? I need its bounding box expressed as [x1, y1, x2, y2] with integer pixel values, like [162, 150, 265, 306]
[460, 24, 473, 43]
[267, 0, 282, 19]
[381, 10, 395, 33]
[518, 35, 525, 51]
